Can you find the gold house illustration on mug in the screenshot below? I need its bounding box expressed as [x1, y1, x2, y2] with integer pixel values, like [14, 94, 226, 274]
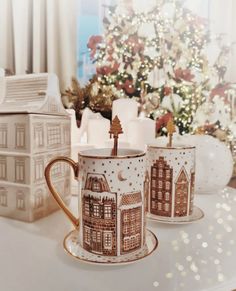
[148, 157, 195, 217]
[0, 72, 71, 222]
[81, 173, 144, 256]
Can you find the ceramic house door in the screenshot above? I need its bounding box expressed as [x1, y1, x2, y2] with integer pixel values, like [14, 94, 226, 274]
[91, 230, 102, 253]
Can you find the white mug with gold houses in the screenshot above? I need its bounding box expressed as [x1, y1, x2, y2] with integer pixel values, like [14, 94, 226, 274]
[45, 148, 158, 264]
[145, 144, 204, 223]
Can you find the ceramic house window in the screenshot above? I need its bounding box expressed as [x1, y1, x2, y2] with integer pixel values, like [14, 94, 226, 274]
[16, 191, 25, 210]
[63, 162, 70, 175]
[164, 203, 169, 212]
[0, 187, 7, 207]
[165, 192, 170, 201]
[130, 211, 136, 222]
[152, 180, 156, 187]
[63, 124, 70, 145]
[35, 158, 44, 181]
[166, 169, 171, 179]
[84, 201, 90, 216]
[136, 210, 141, 221]
[34, 123, 44, 148]
[103, 231, 112, 250]
[151, 201, 156, 209]
[152, 190, 156, 198]
[15, 124, 26, 149]
[84, 226, 91, 245]
[93, 204, 100, 217]
[47, 124, 61, 146]
[51, 162, 61, 177]
[64, 178, 70, 196]
[123, 212, 129, 222]
[130, 237, 135, 248]
[49, 103, 58, 113]
[158, 169, 163, 178]
[0, 124, 7, 148]
[15, 158, 25, 183]
[158, 181, 163, 189]
[158, 202, 162, 211]
[104, 204, 112, 219]
[0, 156, 7, 180]
[34, 189, 43, 209]
[159, 162, 164, 169]
[158, 191, 162, 200]
[124, 238, 130, 251]
[152, 168, 157, 177]
[130, 224, 135, 234]
[166, 181, 171, 190]
[92, 181, 101, 192]
[123, 225, 129, 235]
[92, 230, 101, 244]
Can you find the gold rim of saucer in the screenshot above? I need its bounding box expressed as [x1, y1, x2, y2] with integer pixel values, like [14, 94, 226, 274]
[63, 229, 158, 265]
[78, 148, 146, 159]
[147, 206, 204, 224]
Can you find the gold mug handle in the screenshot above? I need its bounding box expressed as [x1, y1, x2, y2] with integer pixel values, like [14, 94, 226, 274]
[44, 157, 80, 228]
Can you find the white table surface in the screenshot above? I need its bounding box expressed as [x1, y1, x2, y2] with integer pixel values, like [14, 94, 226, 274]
[1, 188, 236, 291]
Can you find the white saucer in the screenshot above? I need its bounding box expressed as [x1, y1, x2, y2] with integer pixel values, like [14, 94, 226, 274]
[63, 229, 158, 265]
[147, 206, 204, 224]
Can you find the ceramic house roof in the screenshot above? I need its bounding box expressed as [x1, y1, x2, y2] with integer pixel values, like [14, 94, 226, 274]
[120, 192, 142, 206]
[84, 173, 111, 192]
[174, 166, 189, 183]
[0, 73, 68, 116]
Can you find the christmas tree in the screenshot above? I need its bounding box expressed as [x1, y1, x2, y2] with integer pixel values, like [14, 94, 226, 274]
[86, 0, 234, 137]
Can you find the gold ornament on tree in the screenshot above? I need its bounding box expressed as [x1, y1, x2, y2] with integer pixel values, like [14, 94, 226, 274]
[109, 115, 123, 156]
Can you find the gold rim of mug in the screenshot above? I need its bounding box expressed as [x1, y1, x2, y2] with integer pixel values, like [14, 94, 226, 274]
[147, 145, 195, 150]
[78, 150, 146, 159]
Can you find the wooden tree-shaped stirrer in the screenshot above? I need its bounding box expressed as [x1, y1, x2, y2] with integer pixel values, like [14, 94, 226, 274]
[109, 115, 123, 156]
[166, 117, 176, 147]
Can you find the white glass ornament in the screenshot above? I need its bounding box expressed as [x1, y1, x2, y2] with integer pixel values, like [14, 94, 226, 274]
[181, 135, 233, 194]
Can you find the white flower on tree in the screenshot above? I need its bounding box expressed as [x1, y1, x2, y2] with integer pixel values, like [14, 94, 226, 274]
[147, 67, 166, 88]
[161, 94, 183, 114]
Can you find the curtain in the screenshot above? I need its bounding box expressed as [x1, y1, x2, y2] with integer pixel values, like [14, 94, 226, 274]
[209, 0, 236, 82]
[185, 0, 236, 82]
[0, 0, 76, 92]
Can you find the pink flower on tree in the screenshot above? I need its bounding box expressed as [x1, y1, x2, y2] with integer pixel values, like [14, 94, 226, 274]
[96, 62, 120, 75]
[174, 68, 195, 82]
[87, 35, 103, 59]
[210, 83, 231, 99]
[156, 112, 173, 133]
[115, 79, 135, 95]
[125, 35, 144, 55]
[163, 86, 172, 96]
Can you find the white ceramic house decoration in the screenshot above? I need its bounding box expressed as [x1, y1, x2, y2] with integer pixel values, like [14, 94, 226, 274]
[0, 73, 71, 222]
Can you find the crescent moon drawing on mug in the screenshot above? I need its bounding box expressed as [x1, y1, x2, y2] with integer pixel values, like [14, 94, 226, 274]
[118, 170, 127, 181]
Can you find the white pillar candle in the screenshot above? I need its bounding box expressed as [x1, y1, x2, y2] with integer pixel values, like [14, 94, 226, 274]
[128, 117, 156, 150]
[112, 99, 138, 141]
[71, 144, 95, 195]
[87, 117, 110, 148]
[104, 139, 130, 149]
[66, 109, 81, 144]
